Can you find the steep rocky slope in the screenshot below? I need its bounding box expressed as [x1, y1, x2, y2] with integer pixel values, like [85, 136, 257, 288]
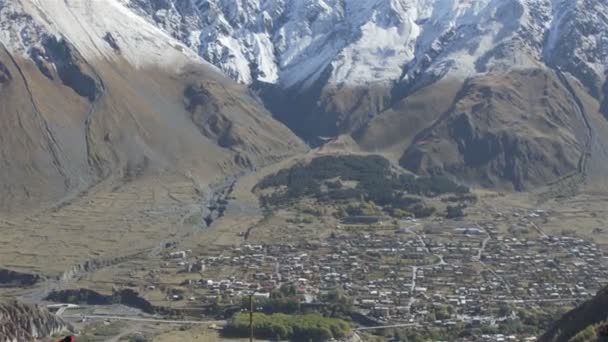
[0, 300, 69, 342]
[125, 0, 606, 112]
[400, 69, 585, 190]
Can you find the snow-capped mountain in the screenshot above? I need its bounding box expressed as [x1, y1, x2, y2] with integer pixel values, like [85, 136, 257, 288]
[124, 0, 608, 192]
[1, 0, 608, 193]
[124, 0, 607, 90]
[0, 0, 208, 69]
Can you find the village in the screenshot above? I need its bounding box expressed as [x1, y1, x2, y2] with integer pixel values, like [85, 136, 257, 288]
[153, 207, 608, 340]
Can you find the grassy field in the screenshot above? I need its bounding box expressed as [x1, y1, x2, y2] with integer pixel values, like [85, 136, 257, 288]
[467, 189, 608, 244]
[48, 320, 251, 342]
[0, 173, 216, 277]
[154, 328, 267, 342]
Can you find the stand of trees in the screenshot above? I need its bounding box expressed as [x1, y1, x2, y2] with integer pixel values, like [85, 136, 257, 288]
[446, 205, 466, 218]
[224, 313, 352, 341]
[257, 155, 471, 218]
[242, 284, 301, 314]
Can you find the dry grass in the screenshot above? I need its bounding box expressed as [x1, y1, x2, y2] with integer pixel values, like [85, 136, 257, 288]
[0, 173, 211, 277]
[153, 326, 267, 342]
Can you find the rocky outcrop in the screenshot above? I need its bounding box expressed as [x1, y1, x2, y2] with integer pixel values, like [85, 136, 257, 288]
[183, 79, 305, 159]
[0, 269, 40, 287]
[0, 60, 10, 84]
[185, 84, 242, 148]
[47, 288, 168, 315]
[37, 36, 100, 102]
[0, 301, 69, 342]
[59, 253, 144, 282]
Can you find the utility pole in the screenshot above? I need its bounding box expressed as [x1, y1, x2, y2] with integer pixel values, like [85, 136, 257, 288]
[249, 294, 254, 342]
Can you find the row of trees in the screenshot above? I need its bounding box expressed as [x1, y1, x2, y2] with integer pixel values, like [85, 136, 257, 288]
[224, 313, 352, 341]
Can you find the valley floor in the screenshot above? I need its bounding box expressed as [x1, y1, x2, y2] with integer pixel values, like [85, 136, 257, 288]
[4, 151, 608, 341]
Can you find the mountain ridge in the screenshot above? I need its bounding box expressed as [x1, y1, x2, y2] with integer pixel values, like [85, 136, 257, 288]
[540, 285, 608, 342]
[124, 0, 606, 89]
[2, 0, 608, 192]
[121, 0, 608, 190]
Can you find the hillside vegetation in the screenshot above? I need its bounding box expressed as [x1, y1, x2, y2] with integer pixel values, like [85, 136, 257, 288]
[540, 287, 608, 342]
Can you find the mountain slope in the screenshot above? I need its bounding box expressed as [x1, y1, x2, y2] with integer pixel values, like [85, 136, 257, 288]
[540, 286, 608, 342]
[125, 0, 608, 92]
[0, 1, 606, 211]
[0, 0, 306, 278]
[125, 0, 552, 86]
[0, 0, 305, 213]
[400, 69, 585, 190]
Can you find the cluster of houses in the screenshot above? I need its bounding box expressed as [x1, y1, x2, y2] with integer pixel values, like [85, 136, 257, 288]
[158, 216, 607, 339]
[480, 235, 607, 300]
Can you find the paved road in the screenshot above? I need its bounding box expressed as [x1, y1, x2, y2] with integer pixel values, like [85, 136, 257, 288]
[62, 314, 226, 326]
[488, 297, 586, 304]
[56, 306, 68, 316]
[407, 266, 418, 312]
[475, 223, 492, 260]
[356, 323, 419, 331]
[403, 223, 447, 313]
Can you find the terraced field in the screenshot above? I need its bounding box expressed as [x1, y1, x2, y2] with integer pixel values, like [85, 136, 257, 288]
[0, 173, 216, 278]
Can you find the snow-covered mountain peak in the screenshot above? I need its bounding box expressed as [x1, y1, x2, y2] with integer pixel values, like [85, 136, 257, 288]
[0, 0, 209, 71]
[118, 0, 606, 93]
[124, 0, 561, 88]
[1, 0, 606, 94]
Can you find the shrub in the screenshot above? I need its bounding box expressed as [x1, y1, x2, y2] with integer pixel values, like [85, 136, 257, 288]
[446, 205, 466, 218]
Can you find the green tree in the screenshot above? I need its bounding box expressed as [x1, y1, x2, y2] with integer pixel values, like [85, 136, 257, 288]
[569, 325, 597, 342]
[446, 205, 465, 218]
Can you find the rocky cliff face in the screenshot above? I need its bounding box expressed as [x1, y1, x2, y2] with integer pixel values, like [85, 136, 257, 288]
[0, 301, 69, 342]
[125, 0, 607, 101]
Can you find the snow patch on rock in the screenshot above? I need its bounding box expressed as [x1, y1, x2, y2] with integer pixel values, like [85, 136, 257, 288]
[2, 0, 606, 94]
[124, 0, 565, 88]
[0, 0, 212, 72]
